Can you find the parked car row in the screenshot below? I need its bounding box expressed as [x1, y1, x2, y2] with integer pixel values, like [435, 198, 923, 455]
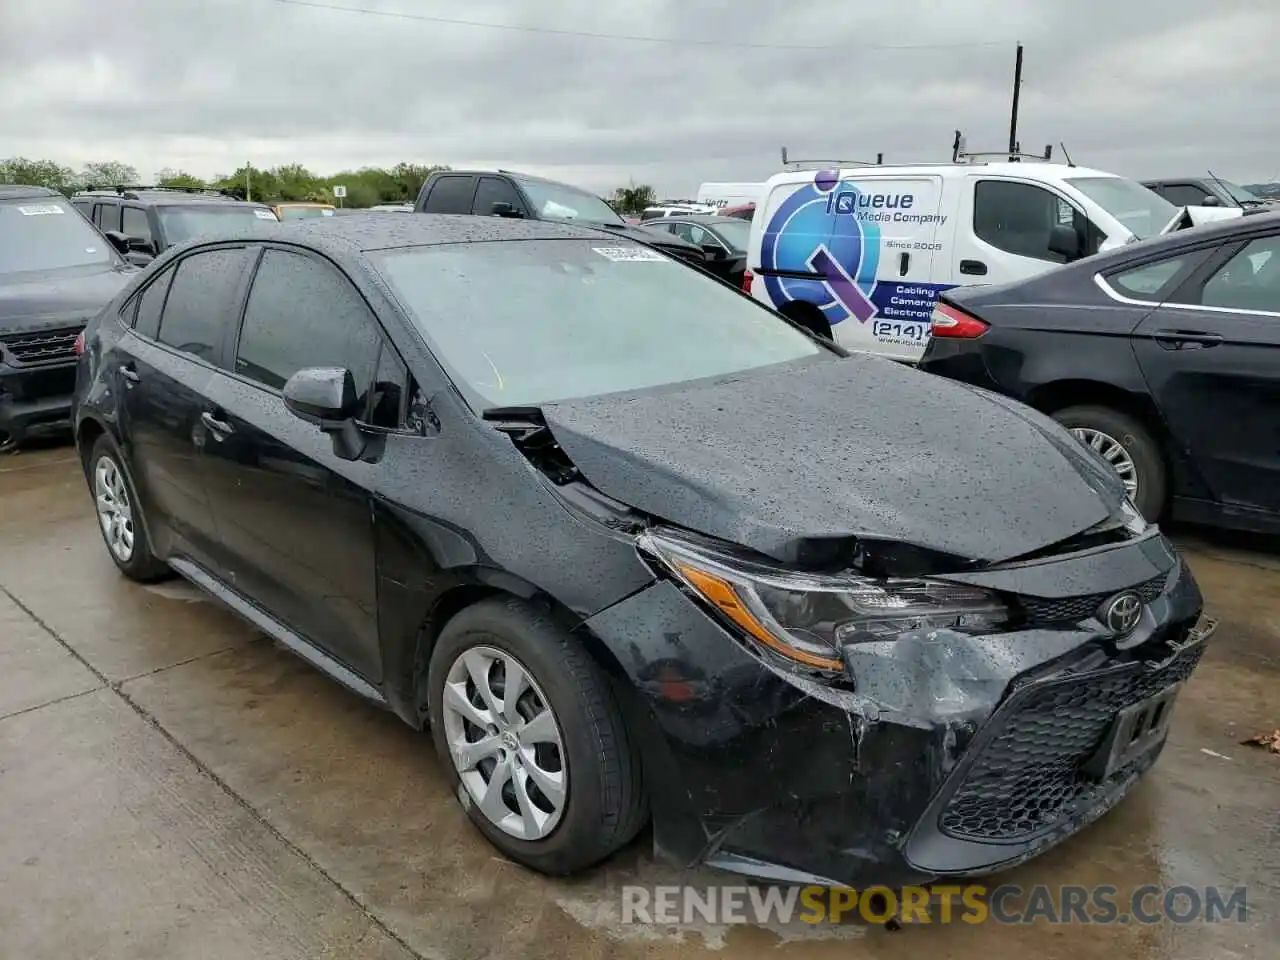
[58, 187, 1217, 893]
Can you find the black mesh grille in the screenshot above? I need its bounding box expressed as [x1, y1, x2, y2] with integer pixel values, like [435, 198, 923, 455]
[1019, 573, 1167, 626]
[1, 326, 82, 365]
[938, 637, 1204, 842]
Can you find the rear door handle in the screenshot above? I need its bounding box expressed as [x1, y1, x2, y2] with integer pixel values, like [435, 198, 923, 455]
[959, 259, 988, 276]
[1152, 329, 1223, 350]
[200, 411, 234, 439]
[118, 363, 140, 384]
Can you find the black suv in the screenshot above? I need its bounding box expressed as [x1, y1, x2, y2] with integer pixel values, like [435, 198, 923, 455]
[71, 187, 278, 267]
[414, 170, 710, 270]
[0, 185, 135, 449]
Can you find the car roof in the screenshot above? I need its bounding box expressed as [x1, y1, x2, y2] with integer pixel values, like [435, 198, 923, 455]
[655, 214, 738, 226]
[184, 212, 625, 255]
[0, 184, 61, 200]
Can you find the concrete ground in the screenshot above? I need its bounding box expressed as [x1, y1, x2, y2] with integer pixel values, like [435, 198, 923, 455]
[0, 443, 1276, 960]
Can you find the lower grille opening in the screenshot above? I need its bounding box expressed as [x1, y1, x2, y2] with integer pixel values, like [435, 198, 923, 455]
[1, 326, 84, 365]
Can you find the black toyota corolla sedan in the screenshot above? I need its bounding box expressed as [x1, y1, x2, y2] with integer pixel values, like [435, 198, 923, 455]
[73, 214, 1213, 887]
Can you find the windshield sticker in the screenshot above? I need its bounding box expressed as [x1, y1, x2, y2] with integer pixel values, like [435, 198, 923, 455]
[592, 246, 668, 262]
[254, 209, 277, 220]
[18, 204, 64, 216]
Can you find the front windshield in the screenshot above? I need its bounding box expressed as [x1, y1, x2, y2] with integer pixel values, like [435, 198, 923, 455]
[0, 198, 114, 275]
[375, 239, 822, 408]
[709, 218, 750, 253]
[1212, 179, 1263, 204]
[514, 178, 623, 225]
[1065, 176, 1177, 240]
[278, 206, 334, 220]
[158, 204, 278, 244]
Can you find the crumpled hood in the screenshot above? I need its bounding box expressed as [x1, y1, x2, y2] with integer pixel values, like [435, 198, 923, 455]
[0, 265, 131, 334]
[540, 355, 1126, 566]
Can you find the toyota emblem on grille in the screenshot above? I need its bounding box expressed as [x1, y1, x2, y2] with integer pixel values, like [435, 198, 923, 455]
[1100, 591, 1143, 635]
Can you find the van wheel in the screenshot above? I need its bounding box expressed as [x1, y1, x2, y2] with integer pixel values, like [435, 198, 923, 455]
[778, 301, 833, 340]
[427, 597, 647, 875]
[1051, 405, 1166, 519]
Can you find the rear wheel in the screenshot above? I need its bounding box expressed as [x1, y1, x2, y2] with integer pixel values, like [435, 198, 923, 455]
[88, 435, 170, 582]
[427, 597, 646, 875]
[1051, 405, 1167, 519]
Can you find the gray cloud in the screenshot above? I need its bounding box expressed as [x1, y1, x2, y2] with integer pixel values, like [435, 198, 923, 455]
[1, 0, 1275, 195]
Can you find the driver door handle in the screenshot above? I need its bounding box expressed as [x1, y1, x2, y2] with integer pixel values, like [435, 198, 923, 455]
[118, 363, 140, 384]
[1153, 329, 1223, 350]
[200, 411, 233, 438]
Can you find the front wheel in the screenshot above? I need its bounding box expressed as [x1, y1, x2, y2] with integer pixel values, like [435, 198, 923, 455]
[427, 598, 646, 875]
[1051, 405, 1167, 519]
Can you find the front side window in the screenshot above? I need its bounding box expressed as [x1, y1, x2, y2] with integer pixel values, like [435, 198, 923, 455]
[235, 249, 381, 398]
[0, 197, 116, 275]
[472, 177, 522, 216]
[1158, 184, 1215, 208]
[973, 181, 1077, 262]
[157, 204, 277, 245]
[122, 207, 152, 244]
[1197, 237, 1280, 313]
[157, 248, 249, 361]
[374, 239, 824, 409]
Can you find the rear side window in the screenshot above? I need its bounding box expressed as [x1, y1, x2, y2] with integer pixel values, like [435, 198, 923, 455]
[132, 268, 175, 339]
[157, 248, 247, 361]
[1110, 257, 1189, 300]
[974, 181, 1078, 262]
[234, 249, 382, 397]
[472, 177, 522, 216]
[422, 176, 477, 214]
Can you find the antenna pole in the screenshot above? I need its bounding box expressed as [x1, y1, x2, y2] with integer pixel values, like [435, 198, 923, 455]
[1008, 43, 1024, 160]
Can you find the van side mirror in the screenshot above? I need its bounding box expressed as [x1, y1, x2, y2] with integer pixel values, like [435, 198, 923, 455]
[283, 366, 369, 461]
[1201, 195, 1221, 207]
[1048, 224, 1082, 261]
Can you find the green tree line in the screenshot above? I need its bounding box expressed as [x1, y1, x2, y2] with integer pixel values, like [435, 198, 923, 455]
[3, 156, 661, 213]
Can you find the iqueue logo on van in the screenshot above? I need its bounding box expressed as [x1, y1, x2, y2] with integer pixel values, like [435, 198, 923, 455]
[757, 170, 952, 356]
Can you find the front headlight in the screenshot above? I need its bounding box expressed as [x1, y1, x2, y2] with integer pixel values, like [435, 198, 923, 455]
[639, 529, 1010, 674]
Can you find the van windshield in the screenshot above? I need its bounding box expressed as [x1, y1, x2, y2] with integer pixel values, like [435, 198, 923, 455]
[1065, 177, 1177, 240]
[374, 239, 823, 408]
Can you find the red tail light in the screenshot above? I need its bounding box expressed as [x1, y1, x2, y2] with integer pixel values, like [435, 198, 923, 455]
[73, 330, 86, 355]
[742, 269, 754, 294]
[929, 302, 989, 339]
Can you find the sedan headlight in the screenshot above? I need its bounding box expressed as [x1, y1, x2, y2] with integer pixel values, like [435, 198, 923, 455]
[640, 529, 1010, 674]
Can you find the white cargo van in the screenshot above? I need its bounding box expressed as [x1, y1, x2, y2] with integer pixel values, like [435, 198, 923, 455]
[697, 182, 765, 210]
[745, 161, 1200, 362]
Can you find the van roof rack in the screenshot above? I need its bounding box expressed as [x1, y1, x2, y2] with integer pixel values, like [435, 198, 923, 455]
[951, 130, 1053, 164]
[780, 147, 884, 170]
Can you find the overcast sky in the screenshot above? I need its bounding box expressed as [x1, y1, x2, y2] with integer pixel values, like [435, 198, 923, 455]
[2, 0, 1276, 196]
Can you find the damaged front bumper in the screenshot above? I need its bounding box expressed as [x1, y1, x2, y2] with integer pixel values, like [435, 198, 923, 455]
[584, 533, 1210, 888]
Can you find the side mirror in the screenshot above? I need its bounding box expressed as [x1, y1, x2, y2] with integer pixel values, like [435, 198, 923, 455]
[1201, 195, 1221, 207]
[283, 366, 369, 461]
[491, 202, 523, 218]
[701, 243, 726, 260]
[127, 236, 157, 255]
[1048, 224, 1082, 261]
[103, 230, 131, 255]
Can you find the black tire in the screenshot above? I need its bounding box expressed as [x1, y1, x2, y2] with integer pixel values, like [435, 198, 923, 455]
[86, 435, 171, 582]
[427, 597, 647, 875]
[1051, 405, 1167, 519]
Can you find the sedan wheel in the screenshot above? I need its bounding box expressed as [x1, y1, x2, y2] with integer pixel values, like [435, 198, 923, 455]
[440, 645, 567, 841]
[1068, 427, 1139, 499]
[95, 454, 136, 562]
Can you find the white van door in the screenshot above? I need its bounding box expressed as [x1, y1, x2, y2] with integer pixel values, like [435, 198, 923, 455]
[826, 175, 946, 361]
[952, 177, 1083, 286]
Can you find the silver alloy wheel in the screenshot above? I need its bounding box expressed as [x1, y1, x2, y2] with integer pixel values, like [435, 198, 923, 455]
[1070, 426, 1139, 498]
[94, 455, 135, 562]
[441, 645, 567, 841]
